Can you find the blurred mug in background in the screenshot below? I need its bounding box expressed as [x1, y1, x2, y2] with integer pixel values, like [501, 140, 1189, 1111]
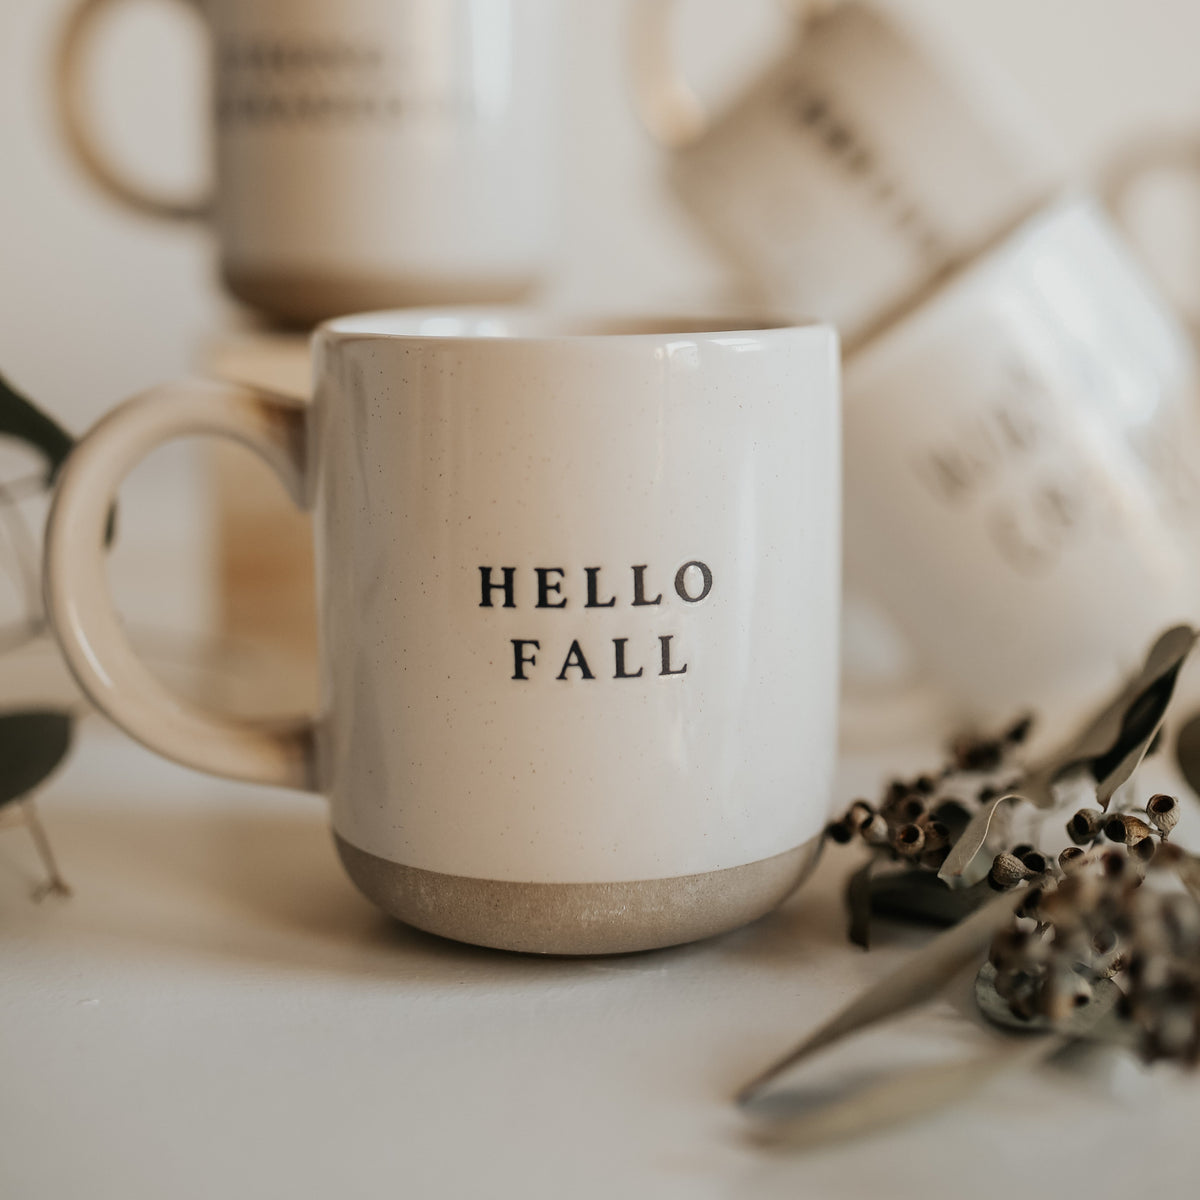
[629, 0, 1057, 345]
[844, 195, 1200, 738]
[56, 0, 559, 327]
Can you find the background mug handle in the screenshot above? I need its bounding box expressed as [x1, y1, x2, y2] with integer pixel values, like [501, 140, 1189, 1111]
[1103, 135, 1200, 336]
[626, 0, 840, 147]
[55, 0, 211, 221]
[43, 379, 316, 790]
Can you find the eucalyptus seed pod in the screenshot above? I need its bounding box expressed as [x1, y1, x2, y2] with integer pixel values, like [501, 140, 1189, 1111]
[1016, 885, 1045, 921]
[1036, 883, 1084, 931]
[1146, 794, 1180, 838]
[1068, 808, 1105, 845]
[919, 819, 950, 853]
[1019, 849, 1050, 876]
[1100, 850, 1130, 879]
[1129, 836, 1157, 863]
[988, 852, 1030, 891]
[1035, 967, 1082, 1023]
[932, 797, 971, 827]
[861, 814, 890, 846]
[826, 818, 855, 844]
[1104, 813, 1154, 850]
[1058, 846, 1087, 874]
[1004, 714, 1034, 745]
[988, 926, 1031, 969]
[951, 734, 1004, 773]
[892, 823, 926, 858]
[889, 795, 926, 825]
[997, 969, 1041, 1021]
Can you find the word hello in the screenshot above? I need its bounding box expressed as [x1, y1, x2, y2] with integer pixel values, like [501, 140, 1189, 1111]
[478, 562, 713, 681]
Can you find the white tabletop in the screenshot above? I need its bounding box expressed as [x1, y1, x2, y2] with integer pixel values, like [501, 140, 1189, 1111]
[2, 723, 1197, 1200]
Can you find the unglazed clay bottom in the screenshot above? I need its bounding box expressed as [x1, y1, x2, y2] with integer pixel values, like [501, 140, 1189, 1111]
[335, 836, 821, 955]
[224, 265, 541, 328]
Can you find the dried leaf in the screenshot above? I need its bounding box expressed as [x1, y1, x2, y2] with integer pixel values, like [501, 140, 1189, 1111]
[737, 889, 1023, 1104]
[751, 1034, 1065, 1151]
[1093, 670, 1186, 809]
[869, 871, 991, 927]
[974, 962, 1130, 1044]
[0, 373, 74, 484]
[846, 858, 877, 949]
[937, 792, 1024, 889]
[1024, 625, 1197, 809]
[1173, 712, 1200, 804]
[0, 710, 73, 809]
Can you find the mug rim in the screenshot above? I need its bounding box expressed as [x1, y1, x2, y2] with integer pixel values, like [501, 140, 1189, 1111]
[316, 307, 834, 345]
[844, 190, 1092, 358]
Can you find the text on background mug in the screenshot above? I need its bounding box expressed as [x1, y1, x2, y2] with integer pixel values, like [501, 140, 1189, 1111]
[56, 0, 557, 326]
[844, 196, 1200, 734]
[630, 0, 1055, 344]
[44, 311, 841, 955]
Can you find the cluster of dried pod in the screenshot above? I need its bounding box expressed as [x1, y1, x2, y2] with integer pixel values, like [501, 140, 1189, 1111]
[826, 716, 1033, 869]
[985, 801, 1200, 1065]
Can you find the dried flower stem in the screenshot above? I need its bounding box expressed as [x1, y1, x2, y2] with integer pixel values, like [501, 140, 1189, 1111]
[22, 799, 70, 898]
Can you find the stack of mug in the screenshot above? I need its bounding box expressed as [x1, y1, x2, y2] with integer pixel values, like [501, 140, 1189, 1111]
[44, 0, 1200, 955]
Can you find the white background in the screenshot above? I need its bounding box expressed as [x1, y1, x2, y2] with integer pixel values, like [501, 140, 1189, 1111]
[3, 0, 1200, 635]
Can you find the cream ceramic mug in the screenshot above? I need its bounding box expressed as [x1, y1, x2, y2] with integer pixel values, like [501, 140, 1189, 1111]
[629, 0, 1054, 344]
[844, 196, 1200, 738]
[56, 0, 557, 326]
[44, 311, 840, 955]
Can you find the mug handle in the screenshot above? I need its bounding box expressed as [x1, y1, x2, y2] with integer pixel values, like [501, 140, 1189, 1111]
[627, 0, 839, 147]
[55, 0, 210, 221]
[43, 379, 316, 790]
[1103, 135, 1200, 333]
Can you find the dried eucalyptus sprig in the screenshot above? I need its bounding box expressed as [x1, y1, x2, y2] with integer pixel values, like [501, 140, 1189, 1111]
[979, 832, 1200, 1065]
[829, 625, 1198, 949]
[739, 626, 1200, 1148]
[829, 714, 1033, 947]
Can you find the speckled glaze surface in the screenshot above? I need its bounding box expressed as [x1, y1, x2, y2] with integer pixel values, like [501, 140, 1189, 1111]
[311, 313, 841, 901]
[44, 310, 840, 954]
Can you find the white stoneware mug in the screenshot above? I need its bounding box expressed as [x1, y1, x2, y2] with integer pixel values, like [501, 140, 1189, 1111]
[844, 195, 1200, 737]
[55, 0, 557, 326]
[629, 0, 1054, 344]
[44, 311, 840, 956]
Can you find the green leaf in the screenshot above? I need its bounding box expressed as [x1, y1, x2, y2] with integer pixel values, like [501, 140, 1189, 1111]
[0, 711, 74, 809]
[737, 888, 1023, 1105]
[0, 374, 74, 485]
[1025, 625, 1197, 809]
[750, 1033, 1065, 1151]
[938, 792, 1022, 888]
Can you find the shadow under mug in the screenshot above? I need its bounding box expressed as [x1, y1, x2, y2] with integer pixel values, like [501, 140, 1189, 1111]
[43, 311, 841, 956]
[843, 194, 1200, 739]
[56, 0, 558, 326]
